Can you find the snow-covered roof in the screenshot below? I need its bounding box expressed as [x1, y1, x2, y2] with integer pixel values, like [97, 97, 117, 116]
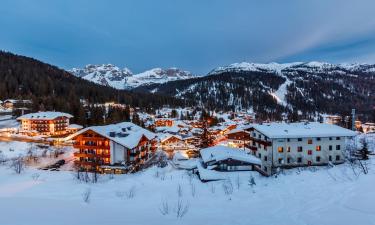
[200, 146, 261, 165]
[159, 133, 182, 142]
[69, 122, 156, 149]
[67, 124, 83, 130]
[253, 122, 356, 139]
[17, 112, 73, 120]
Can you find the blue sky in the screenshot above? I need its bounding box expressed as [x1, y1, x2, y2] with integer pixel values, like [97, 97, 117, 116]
[1, 0, 375, 74]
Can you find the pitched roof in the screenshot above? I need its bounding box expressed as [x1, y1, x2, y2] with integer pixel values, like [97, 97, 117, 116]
[253, 122, 356, 138]
[200, 145, 261, 165]
[69, 122, 156, 149]
[17, 111, 73, 120]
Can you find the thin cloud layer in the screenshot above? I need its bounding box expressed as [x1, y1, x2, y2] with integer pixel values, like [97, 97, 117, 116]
[0, 0, 374, 74]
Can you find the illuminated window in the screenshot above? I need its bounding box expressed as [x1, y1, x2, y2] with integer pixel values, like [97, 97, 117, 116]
[308, 139, 313, 144]
[308, 150, 312, 155]
[316, 146, 321, 151]
[287, 147, 291, 152]
[278, 147, 284, 153]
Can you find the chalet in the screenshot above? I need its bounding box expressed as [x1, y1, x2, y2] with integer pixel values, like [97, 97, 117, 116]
[3, 99, 32, 110]
[249, 122, 356, 175]
[155, 118, 174, 127]
[226, 127, 251, 148]
[362, 122, 375, 133]
[69, 122, 157, 174]
[200, 145, 262, 172]
[325, 115, 342, 125]
[17, 111, 73, 136]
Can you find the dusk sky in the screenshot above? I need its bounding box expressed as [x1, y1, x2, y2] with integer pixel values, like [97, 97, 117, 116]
[1, 0, 375, 74]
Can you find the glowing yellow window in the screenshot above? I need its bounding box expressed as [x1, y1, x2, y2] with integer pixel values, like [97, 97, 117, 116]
[316, 145, 321, 151]
[278, 147, 284, 153]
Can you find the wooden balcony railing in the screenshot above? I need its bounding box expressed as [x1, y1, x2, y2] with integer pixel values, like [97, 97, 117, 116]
[73, 144, 110, 150]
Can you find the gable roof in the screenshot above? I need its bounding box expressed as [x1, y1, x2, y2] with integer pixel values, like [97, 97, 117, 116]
[68, 122, 156, 149]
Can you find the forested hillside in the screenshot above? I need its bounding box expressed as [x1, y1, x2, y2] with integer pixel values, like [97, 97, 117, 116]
[0, 51, 189, 125]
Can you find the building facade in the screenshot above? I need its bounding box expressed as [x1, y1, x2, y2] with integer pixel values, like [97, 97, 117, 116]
[17, 111, 73, 136]
[248, 122, 356, 175]
[71, 122, 157, 174]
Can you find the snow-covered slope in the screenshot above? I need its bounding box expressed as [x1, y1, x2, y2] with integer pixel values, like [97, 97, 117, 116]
[71, 64, 132, 90]
[208, 61, 375, 75]
[126, 68, 195, 89]
[70, 65, 195, 90]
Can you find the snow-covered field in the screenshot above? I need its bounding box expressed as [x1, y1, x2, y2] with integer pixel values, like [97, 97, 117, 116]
[0, 135, 374, 225]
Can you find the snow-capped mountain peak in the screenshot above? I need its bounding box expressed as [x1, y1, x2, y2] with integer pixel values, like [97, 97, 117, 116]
[70, 65, 195, 90]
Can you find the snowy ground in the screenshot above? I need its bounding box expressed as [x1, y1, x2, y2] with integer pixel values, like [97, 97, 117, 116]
[0, 117, 19, 129]
[0, 135, 374, 225]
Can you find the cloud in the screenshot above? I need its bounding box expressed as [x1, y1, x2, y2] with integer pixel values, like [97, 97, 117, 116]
[0, 0, 374, 73]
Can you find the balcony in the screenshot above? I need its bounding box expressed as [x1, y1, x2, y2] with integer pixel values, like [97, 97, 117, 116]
[73, 144, 110, 150]
[74, 152, 110, 158]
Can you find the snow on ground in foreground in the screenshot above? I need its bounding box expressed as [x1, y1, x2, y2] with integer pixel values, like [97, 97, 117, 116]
[0, 161, 375, 225]
[0, 135, 374, 225]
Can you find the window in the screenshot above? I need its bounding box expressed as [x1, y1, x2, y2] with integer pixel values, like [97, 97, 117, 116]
[264, 145, 267, 150]
[287, 138, 290, 142]
[316, 156, 321, 162]
[252, 141, 256, 146]
[316, 137, 321, 141]
[287, 147, 291, 152]
[308, 139, 313, 144]
[308, 150, 312, 155]
[336, 137, 341, 140]
[297, 146, 303, 152]
[278, 158, 283, 164]
[329, 137, 333, 140]
[264, 167, 267, 172]
[308, 161, 312, 166]
[316, 145, 321, 151]
[258, 134, 262, 139]
[298, 138, 302, 142]
[336, 155, 340, 161]
[278, 147, 284, 153]
[258, 153, 261, 158]
[329, 156, 332, 161]
[264, 156, 268, 161]
[336, 145, 341, 150]
[287, 158, 291, 163]
[297, 157, 302, 163]
[329, 145, 332, 151]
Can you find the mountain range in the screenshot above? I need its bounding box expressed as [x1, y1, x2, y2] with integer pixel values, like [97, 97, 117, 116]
[70, 64, 196, 90]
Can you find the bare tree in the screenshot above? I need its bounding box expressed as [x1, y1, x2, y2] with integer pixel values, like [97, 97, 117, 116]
[10, 156, 25, 174]
[222, 179, 233, 196]
[177, 184, 183, 198]
[190, 183, 196, 197]
[210, 183, 216, 194]
[235, 174, 241, 190]
[126, 185, 136, 199]
[159, 199, 170, 215]
[82, 188, 91, 203]
[175, 199, 189, 218]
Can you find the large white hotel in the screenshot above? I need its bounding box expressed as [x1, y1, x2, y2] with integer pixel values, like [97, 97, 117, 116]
[247, 122, 357, 175]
